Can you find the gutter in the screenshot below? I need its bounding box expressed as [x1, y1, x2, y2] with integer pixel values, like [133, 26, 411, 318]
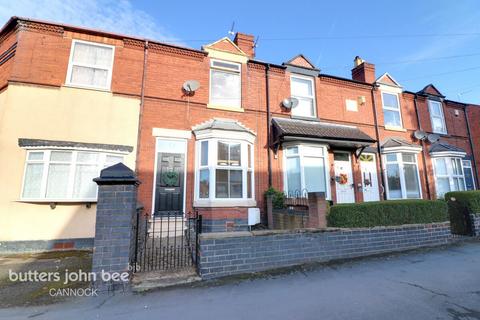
[135, 40, 149, 174]
[464, 105, 480, 188]
[265, 64, 272, 187]
[370, 85, 386, 200]
[413, 94, 432, 199]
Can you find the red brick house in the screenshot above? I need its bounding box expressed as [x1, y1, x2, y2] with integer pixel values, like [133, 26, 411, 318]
[1, 17, 479, 240]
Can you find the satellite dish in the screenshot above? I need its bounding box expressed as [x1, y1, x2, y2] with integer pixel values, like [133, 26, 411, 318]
[182, 80, 200, 94]
[413, 130, 427, 140]
[427, 133, 440, 143]
[282, 97, 299, 109]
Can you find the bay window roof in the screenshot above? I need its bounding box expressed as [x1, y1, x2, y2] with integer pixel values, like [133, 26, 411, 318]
[381, 138, 422, 153]
[18, 138, 133, 153]
[429, 142, 466, 157]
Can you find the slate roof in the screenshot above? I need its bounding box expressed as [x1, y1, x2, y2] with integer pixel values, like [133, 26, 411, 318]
[272, 117, 375, 143]
[192, 118, 255, 134]
[429, 142, 466, 154]
[381, 138, 418, 149]
[18, 138, 133, 152]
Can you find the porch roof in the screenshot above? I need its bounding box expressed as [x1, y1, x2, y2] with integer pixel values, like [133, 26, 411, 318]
[429, 142, 466, 156]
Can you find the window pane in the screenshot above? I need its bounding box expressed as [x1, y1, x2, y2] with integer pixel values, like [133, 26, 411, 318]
[382, 93, 399, 109]
[402, 154, 415, 163]
[247, 171, 252, 198]
[77, 152, 98, 163]
[50, 151, 72, 162]
[452, 158, 462, 175]
[212, 60, 240, 71]
[286, 157, 301, 196]
[215, 169, 228, 198]
[201, 141, 208, 166]
[23, 163, 44, 198]
[217, 142, 229, 166]
[303, 156, 326, 193]
[334, 153, 349, 161]
[291, 77, 313, 96]
[431, 117, 444, 133]
[105, 155, 123, 166]
[46, 164, 70, 198]
[286, 147, 298, 156]
[247, 144, 252, 168]
[70, 66, 108, 88]
[292, 97, 315, 117]
[229, 143, 241, 166]
[303, 146, 323, 156]
[435, 158, 448, 175]
[463, 165, 475, 190]
[28, 152, 44, 161]
[73, 164, 98, 199]
[429, 101, 442, 116]
[404, 163, 420, 198]
[230, 170, 243, 198]
[386, 154, 397, 162]
[210, 69, 241, 107]
[436, 177, 450, 198]
[383, 110, 401, 127]
[386, 163, 402, 199]
[199, 169, 209, 198]
[72, 42, 112, 68]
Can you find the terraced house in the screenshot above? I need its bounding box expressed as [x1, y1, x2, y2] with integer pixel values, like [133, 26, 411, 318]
[0, 17, 479, 250]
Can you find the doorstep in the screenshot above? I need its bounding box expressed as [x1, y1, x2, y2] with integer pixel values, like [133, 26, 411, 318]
[131, 267, 201, 292]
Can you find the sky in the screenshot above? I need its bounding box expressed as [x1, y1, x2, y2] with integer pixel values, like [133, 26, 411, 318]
[1, 0, 480, 103]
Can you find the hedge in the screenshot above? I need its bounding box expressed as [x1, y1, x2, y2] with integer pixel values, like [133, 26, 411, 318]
[327, 200, 448, 228]
[264, 187, 285, 209]
[444, 190, 480, 235]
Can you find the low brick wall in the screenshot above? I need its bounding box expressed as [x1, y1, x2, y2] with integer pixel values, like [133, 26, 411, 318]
[471, 214, 480, 236]
[198, 222, 451, 279]
[0, 238, 93, 253]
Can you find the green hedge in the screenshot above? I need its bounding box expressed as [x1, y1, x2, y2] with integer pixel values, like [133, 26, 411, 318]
[327, 200, 448, 228]
[444, 191, 480, 235]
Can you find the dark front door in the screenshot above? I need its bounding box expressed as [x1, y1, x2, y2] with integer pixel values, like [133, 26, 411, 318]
[154, 152, 184, 215]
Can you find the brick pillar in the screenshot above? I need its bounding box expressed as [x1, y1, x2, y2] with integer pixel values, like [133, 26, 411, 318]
[307, 192, 328, 229]
[266, 194, 274, 229]
[92, 163, 139, 291]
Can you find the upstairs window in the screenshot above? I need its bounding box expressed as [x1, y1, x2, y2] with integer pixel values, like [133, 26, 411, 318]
[290, 75, 316, 118]
[66, 40, 115, 90]
[381, 92, 402, 128]
[428, 100, 447, 134]
[210, 59, 241, 108]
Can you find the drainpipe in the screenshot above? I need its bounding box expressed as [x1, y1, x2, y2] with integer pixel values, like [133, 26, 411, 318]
[464, 104, 479, 188]
[370, 85, 386, 200]
[413, 94, 431, 199]
[265, 64, 272, 187]
[135, 40, 149, 174]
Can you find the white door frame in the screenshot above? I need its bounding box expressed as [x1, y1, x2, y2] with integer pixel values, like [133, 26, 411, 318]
[359, 153, 380, 202]
[333, 151, 355, 203]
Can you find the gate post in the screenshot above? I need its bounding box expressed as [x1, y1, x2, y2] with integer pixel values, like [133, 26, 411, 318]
[92, 163, 140, 291]
[307, 192, 328, 229]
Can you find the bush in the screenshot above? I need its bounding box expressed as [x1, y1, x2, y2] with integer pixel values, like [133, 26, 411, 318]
[327, 200, 448, 228]
[264, 187, 285, 209]
[444, 191, 480, 235]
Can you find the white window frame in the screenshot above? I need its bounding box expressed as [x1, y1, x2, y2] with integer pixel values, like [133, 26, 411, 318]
[381, 91, 403, 128]
[20, 149, 125, 202]
[382, 152, 422, 200]
[428, 100, 447, 134]
[462, 160, 476, 190]
[209, 59, 242, 108]
[432, 157, 467, 197]
[290, 74, 317, 118]
[194, 138, 254, 206]
[283, 143, 330, 199]
[65, 39, 115, 91]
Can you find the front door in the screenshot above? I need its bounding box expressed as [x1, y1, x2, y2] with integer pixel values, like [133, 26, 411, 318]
[359, 153, 380, 202]
[334, 152, 355, 203]
[154, 152, 185, 215]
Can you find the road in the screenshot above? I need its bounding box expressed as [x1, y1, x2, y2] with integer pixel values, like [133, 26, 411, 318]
[1, 241, 479, 320]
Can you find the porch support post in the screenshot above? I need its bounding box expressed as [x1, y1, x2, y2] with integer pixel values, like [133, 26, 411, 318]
[307, 192, 328, 229]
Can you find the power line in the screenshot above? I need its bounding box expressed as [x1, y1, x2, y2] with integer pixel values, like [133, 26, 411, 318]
[400, 65, 480, 82]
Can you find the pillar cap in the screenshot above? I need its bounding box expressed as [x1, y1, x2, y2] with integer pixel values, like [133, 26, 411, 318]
[93, 163, 139, 185]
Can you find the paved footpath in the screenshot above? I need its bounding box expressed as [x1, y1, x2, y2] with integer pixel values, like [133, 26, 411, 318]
[1, 241, 479, 320]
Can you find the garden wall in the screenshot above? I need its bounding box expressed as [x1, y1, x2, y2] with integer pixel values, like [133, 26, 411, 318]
[198, 222, 451, 279]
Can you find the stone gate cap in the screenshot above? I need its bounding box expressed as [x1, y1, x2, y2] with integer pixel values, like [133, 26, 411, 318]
[93, 163, 140, 185]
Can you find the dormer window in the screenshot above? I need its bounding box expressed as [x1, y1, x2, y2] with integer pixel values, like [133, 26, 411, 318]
[209, 59, 241, 108]
[428, 100, 447, 134]
[290, 75, 316, 118]
[381, 92, 402, 128]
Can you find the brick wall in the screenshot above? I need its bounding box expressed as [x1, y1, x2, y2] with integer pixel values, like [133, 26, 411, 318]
[471, 214, 480, 237]
[198, 222, 451, 279]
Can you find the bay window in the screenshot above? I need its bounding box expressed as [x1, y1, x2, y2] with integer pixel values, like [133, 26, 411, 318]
[290, 75, 316, 118]
[210, 59, 241, 108]
[381, 92, 402, 128]
[195, 139, 254, 203]
[284, 145, 328, 198]
[22, 150, 123, 201]
[384, 153, 421, 199]
[66, 40, 115, 90]
[433, 157, 466, 197]
[428, 100, 447, 134]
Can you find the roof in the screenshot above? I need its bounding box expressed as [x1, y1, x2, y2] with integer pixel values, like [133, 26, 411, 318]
[375, 72, 402, 87]
[417, 84, 445, 98]
[283, 54, 319, 71]
[381, 138, 419, 149]
[192, 118, 255, 134]
[429, 142, 466, 154]
[18, 138, 133, 153]
[272, 117, 375, 144]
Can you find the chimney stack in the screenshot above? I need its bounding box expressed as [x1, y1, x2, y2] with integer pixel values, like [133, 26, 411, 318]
[351, 56, 375, 83]
[233, 32, 255, 58]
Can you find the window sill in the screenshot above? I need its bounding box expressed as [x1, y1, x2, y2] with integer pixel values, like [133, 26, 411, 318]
[63, 84, 111, 93]
[384, 125, 407, 132]
[207, 104, 244, 113]
[193, 199, 257, 207]
[290, 115, 319, 121]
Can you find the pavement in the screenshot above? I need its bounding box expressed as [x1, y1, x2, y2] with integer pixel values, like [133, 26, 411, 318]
[1, 241, 479, 320]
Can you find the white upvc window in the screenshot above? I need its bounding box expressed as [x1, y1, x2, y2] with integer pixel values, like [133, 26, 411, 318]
[290, 75, 316, 118]
[383, 153, 421, 199]
[195, 139, 254, 202]
[209, 59, 241, 108]
[21, 150, 123, 201]
[283, 144, 329, 198]
[433, 157, 466, 198]
[428, 100, 447, 134]
[66, 40, 115, 90]
[381, 92, 402, 128]
[462, 160, 476, 191]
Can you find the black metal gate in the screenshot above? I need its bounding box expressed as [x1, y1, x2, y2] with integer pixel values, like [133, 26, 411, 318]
[131, 211, 202, 273]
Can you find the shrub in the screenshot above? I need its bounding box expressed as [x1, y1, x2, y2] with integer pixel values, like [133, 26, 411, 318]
[264, 187, 285, 209]
[327, 200, 448, 228]
[444, 190, 480, 235]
